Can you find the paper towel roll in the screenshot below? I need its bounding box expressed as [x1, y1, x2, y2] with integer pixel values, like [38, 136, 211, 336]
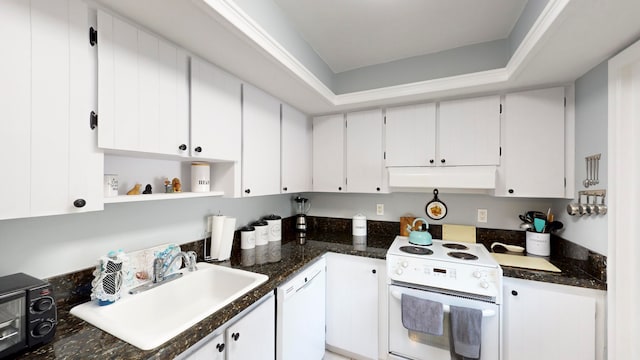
[210, 215, 226, 260]
[217, 217, 236, 261]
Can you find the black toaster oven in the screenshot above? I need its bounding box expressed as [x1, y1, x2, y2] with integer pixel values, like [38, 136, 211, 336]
[0, 273, 57, 359]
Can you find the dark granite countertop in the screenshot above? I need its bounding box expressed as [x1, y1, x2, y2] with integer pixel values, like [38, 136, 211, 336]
[17, 238, 387, 360]
[18, 228, 605, 359]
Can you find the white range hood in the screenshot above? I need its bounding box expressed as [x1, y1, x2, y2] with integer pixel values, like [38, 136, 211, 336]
[388, 166, 497, 191]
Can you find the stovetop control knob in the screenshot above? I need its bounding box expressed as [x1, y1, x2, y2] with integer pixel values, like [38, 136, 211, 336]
[480, 281, 489, 289]
[395, 268, 404, 275]
[401, 261, 409, 268]
[473, 271, 482, 278]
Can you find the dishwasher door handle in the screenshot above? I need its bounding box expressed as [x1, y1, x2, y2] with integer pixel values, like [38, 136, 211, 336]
[295, 269, 322, 294]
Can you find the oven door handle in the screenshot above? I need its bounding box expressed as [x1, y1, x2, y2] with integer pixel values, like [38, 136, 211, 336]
[390, 290, 496, 318]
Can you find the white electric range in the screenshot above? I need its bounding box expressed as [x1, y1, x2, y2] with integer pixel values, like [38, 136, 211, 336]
[386, 236, 503, 360]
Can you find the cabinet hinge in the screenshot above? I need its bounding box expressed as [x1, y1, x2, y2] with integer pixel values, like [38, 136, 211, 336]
[564, 177, 567, 187]
[90, 111, 98, 130]
[384, 151, 386, 160]
[499, 147, 502, 156]
[564, 97, 567, 107]
[89, 27, 97, 46]
[499, 104, 503, 114]
[345, 178, 348, 185]
[384, 116, 386, 125]
[345, 120, 347, 128]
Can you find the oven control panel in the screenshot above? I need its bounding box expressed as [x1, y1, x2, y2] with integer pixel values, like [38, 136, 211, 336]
[387, 254, 503, 303]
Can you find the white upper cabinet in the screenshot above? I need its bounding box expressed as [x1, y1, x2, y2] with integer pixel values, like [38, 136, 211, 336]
[281, 104, 312, 193]
[346, 109, 386, 193]
[312, 114, 346, 192]
[438, 95, 501, 166]
[191, 57, 242, 161]
[97, 10, 190, 157]
[0, 0, 103, 220]
[242, 84, 281, 197]
[386, 103, 436, 167]
[498, 87, 566, 198]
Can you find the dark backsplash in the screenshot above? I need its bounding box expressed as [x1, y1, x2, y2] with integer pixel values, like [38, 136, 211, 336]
[46, 216, 606, 312]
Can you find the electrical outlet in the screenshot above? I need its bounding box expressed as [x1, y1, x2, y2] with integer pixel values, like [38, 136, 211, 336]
[376, 204, 384, 216]
[477, 209, 488, 223]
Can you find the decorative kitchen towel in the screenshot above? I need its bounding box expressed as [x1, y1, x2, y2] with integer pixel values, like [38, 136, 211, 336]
[401, 293, 444, 336]
[450, 305, 482, 359]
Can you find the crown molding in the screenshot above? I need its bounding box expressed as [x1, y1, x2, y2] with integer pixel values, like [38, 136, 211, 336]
[195, 0, 570, 110]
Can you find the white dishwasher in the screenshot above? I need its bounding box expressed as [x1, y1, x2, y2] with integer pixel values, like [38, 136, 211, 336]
[276, 256, 326, 360]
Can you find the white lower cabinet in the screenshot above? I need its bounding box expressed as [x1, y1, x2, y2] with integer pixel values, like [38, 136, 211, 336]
[503, 277, 605, 360]
[179, 294, 275, 360]
[326, 253, 386, 360]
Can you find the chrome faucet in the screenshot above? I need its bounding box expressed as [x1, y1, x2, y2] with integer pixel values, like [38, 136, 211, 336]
[153, 251, 198, 283]
[129, 250, 198, 295]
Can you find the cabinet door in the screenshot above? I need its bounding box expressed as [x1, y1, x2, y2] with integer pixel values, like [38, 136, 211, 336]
[439, 95, 501, 166]
[500, 87, 565, 197]
[281, 104, 312, 193]
[242, 84, 281, 197]
[184, 333, 225, 360]
[326, 253, 379, 359]
[226, 295, 275, 360]
[385, 103, 437, 166]
[191, 57, 242, 161]
[346, 109, 385, 193]
[98, 12, 189, 156]
[0, 0, 31, 219]
[312, 114, 345, 192]
[503, 278, 596, 360]
[67, 0, 103, 214]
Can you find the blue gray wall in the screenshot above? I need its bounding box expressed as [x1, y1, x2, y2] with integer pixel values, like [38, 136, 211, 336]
[553, 61, 608, 255]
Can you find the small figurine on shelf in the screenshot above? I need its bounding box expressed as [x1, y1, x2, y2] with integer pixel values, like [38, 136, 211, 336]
[172, 177, 182, 192]
[164, 178, 172, 193]
[127, 184, 141, 195]
[143, 184, 152, 194]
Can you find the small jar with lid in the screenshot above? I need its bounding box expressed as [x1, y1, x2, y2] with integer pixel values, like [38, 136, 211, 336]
[251, 220, 269, 265]
[263, 214, 282, 262]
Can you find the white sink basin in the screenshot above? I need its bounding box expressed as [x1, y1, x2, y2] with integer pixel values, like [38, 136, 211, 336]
[70, 262, 268, 350]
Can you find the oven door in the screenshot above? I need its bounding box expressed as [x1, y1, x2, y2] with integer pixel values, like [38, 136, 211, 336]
[388, 284, 500, 360]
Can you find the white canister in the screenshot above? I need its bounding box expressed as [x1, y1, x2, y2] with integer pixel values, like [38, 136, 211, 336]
[191, 162, 211, 193]
[264, 215, 282, 263]
[264, 215, 282, 242]
[526, 231, 551, 257]
[240, 226, 256, 266]
[251, 220, 269, 265]
[352, 214, 367, 236]
[353, 214, 367, 249]
[104, 174, 119, 197]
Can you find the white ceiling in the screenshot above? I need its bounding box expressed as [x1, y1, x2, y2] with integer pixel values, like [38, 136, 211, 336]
[272, 0, 527, 73]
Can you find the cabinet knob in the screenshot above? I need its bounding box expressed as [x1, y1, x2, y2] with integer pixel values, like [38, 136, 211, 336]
[508, 189, 514, 194]
[282, 187, 288, 192]
[178, 144, 187, 151]
[429, 159, 434, 164]
[372, 269, 376, 274]
[216, 343, 225, 352]
[232, 332, 240, 341]
[511, 290, 518, 296]
[338, 187, 342, 191]
[245, 189, 251, 194]
[194, 146, 202, 153]
[440, 159, 446, 164]
[73, 199, 86, 208]
[376, 187, 380, 192]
